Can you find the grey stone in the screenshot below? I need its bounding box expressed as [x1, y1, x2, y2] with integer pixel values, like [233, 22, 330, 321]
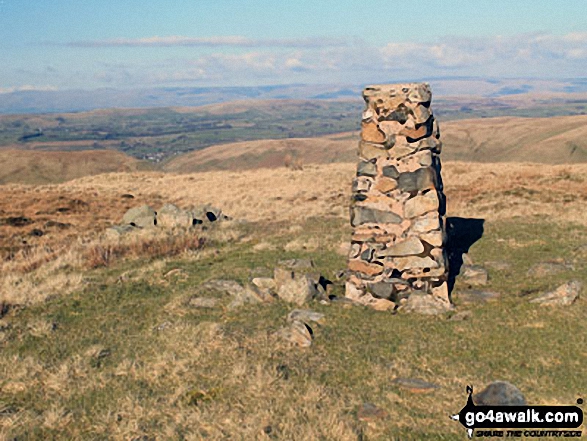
[404, 191, 439, 218]
[276, 320, 312, 347]
[359, 141, 389, 161]
[397, 167, 436, 193]
[357, 403, 389, 421]
[158, 203, 192, 227]
[393, 256, 438, 270]
[227, 285, 265, 309]
[412, 214, 441, 233]
[366, 282, 394, 300]
[190, 204, 223, 223]
[473, 381, 526, 406]
[382, 165, 400, 179]
[530, 281, 581, 306]
[251, 277, 276, 291]
[274, 269, 318, 306]
[379, 237, 424, 257]
[357, 161, 377, 177]
[460, 265, 488, 286]
[122, 205, 156, 228]
[287, 309, 325, 325]
[400, 292, 452, 315]
[200, 279, 245, 297]
[350, 207, 402, 226]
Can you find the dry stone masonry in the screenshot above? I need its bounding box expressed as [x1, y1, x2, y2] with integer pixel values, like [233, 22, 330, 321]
[346, 83, 450, 312]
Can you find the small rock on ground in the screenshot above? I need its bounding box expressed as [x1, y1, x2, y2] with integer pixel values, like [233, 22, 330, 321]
[357, 403, 389, 422]
[400, 292, 453, 315]
[276, 320, 313, 347]
[287, 309, 325, 325]
[391, 377, 440, 393]
[460, 265, 488, 286]
[277, 259, 315, 270]
[473, 381, 526, 406]
[530, 280, 581, 306]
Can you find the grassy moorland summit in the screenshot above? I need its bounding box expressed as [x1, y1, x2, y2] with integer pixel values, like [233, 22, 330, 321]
[0, 160, 586, 439]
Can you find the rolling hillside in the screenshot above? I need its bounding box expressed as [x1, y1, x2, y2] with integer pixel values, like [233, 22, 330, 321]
[0, 149, 148, 185]
[164, 114, 587, 172]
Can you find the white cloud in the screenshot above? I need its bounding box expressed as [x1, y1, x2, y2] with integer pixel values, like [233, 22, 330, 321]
[66, 35, 349, 48]
[0, 85, 58, 94]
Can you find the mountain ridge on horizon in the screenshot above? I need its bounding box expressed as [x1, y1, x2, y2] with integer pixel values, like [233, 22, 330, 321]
[2, 77, 587, 115]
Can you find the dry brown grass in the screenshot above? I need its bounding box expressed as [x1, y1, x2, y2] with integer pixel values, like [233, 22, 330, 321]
[1, 159, 587, 439]
[162, 115, 587, 173]
[0, 149, 143, 185]
[84, 232, 204, 269]
[2, 160, 586, 312]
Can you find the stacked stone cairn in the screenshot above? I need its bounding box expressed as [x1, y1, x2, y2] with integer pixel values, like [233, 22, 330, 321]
[346, 83, 450, 311]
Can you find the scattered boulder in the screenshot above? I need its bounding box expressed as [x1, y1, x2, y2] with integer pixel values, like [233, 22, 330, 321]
[277, 258, 315, 270]
[274, 268, 318, 306]
[190, 204, 225, 224]
[157, 203, 192, 228]
[122, 205, 157, 228]
[287, 309, 325, 325]
[460, 265, 488, 286]
[276, 320, 313, 347]
[399, 292, 452, 315]
[453, 289, 500, 304]
[104, 224, 136, 240]
[251, 277, 276, 298]
[357, 402, 389, 422]
[198, 279, 266, 309]
[527, 261, 573, 277]
[391, 377, 440, 393]
[473, 381, 526, 406]
[530, 281, 581, 306]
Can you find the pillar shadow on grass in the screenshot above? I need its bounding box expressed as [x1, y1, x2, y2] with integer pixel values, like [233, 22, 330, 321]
[445, 217, 485, 295]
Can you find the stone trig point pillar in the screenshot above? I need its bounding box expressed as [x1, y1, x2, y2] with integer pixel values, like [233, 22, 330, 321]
[346, 83, 450, 311]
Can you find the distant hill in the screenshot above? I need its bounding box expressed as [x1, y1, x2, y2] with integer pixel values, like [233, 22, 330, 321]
[162, 135, 357, 173]
[0, 149, 148, 185]
[2, 78, 587, 114]
[164, 115, 587, 172]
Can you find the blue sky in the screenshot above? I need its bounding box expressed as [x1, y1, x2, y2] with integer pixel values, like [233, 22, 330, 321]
[0, 0, 586, 92]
